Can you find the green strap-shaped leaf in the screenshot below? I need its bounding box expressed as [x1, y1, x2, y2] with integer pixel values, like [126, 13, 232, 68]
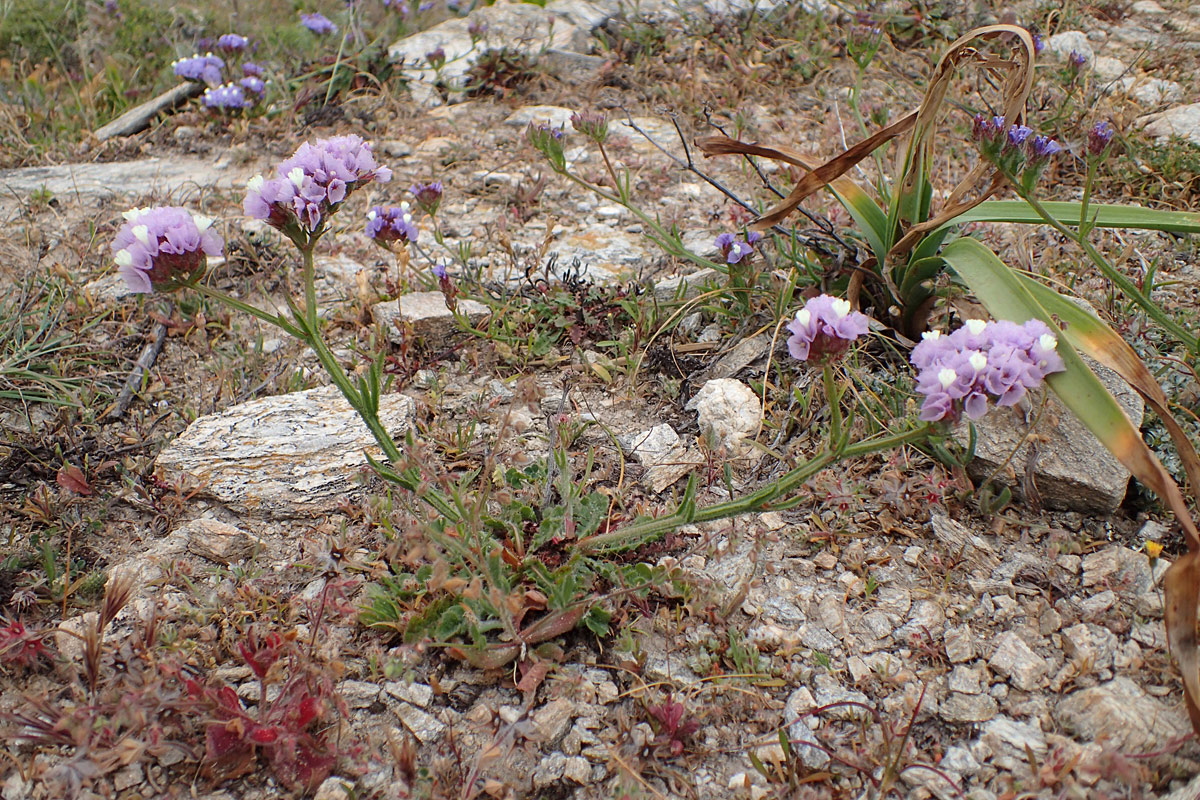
[938, 237, 1200, 542]
[827, 177, 890, 263]
[951, 200, 1200, 234]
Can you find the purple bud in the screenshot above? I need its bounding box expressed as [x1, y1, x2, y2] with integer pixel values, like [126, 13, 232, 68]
[1088, 121, 1115, 156]
[1068, 50, 1086, 69]
[426, 47, 446, 69]
[216, 34, 249, 53]
[300, 12, 337, 34]
[410, 180, 443, 215]
[786, 295, 870, 365]
[1026, 135, 1064, 162]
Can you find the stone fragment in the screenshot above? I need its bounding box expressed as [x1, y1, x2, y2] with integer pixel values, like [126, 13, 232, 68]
[957, 362, 1142, 513]
[156, 385, 415, 518]
[338, 680, 382, 709]
[1139, 103, 1200, 147]
[988, 631, 1048, 691]
[1132, 0, 1166, 13]
[504, 105, 576, 130]
[372, 293, 490, 343]
[944, 625, 975, 663]
[313, 777, 353, 800]
[939, 692, 998, 724]
[981, 717, 1047, 769]
[948, 664, 984, 695]
[685, 379, 761, 455]
[547, 225, 652, 282]
[532, 697, 575, 744]
[1043, 31, 1094, 64]
[385, 681, 434, 708]
[652, 268, 721, 302]
[387, 702, 445, 744]
[92, 82, 204, 141]
[783, 687, 829, 768]
[184, 518, 262, 564]
[1115, 76, 1184, 104]
[1056, 676, 1189, 751]
[1091, 55, 1130, 82]
[539, 49, 607, 84]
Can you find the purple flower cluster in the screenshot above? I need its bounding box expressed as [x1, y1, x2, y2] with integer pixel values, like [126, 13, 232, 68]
[714, 231, 762, 265]
[910, 319, 1065, 422]
[1088, 121, 1115, 156]
[971, 115, 1064, 173]
[410, 180, 443, 215]
[242, 61, 264, 78]
[217, 34, 249, 53]
[301, 12, 337, 34]
[365, 203, 418, 244]
[203, 83, 250, 111]
[172, 53, 225, 85]
[1068, 50, 1087, 70]
[425, 47, 446, 69]
[239, 76, 266, 96]
[112, 207, 223, 294]
[786, 294, 870, 364]
[244, 135, 392, 243]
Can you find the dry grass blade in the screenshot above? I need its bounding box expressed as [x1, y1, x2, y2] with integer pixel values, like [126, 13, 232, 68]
[697, 113, 918, 231]
[1164, 553, 1200, 736]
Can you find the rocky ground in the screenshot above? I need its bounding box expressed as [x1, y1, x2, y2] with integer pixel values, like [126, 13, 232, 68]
[3, 0, 1200, 799]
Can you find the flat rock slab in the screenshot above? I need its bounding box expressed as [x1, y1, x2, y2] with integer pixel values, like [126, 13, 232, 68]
[1055, 676, 1189, 751]
[0, 157, 238, 207]
[155, 385, 415, 518]
[1138, 102, 1200, 146]
[372, 293, 490, 342]
[957, 360, 1143, 514]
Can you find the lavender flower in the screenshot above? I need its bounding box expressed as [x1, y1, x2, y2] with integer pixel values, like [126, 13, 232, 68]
[714, 231, 762, 265]
[104, 0, 119, 14]
[242, 61, 264, 78]
[418, 0, 435, 10]
[216, 33, 249, 53]
[243, 135, 392, 245]
[1005, 124, 1033, 149]
[301, 12, 337, 34]
[1031, 32, 1044, 54]
[425, 47, 446, 69]
[203, 83, 249, 111]
[410, 180, 443, 215]
[172, 53, 225, 85]
[432, 261, 448, 279]
[910, 319, 1065, 422]
[1027, 134, 1064, 163]
[527, 123, 567, 170]
[111, 207, 223, 293]
[1088, 121, 1115, 156]
[365, 204, 418, 244]
[239, 76, 266, 97]
[467, 18, 488, 39]
[786, 294, 870, 365]
[570, 110, 608, 144]
[1068, 50, 1087, 70]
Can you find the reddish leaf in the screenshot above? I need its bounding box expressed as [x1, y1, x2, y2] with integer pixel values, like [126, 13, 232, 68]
[250, 725, 280, 744]
[56, 465, 91, 496]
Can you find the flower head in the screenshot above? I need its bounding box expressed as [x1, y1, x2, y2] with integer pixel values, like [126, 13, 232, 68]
[243, 135, 392, 247]
[911, 319, 1065, 422]
[1031, 32, 1044, 53]
[202, 83, 249, 111]
[426, 47, 446, 69]
[216, 33, 249, 53]
[300, 12, 337, 34]
[172, 53, 225, 85]
[527, 122, 567, 170]
[239, 76, 266, 97]
[714, 231, 761, 265]
[1088, 121, 1115, 156]
[467, 18, 488, 39]
[366, 203, 418, 245]
[570, 110, 608, 144]
[1068, 50, 1087, 70]
[242, 61, 264, 77]
[1026, 134, 1064, 163]
[111, 207, 223, 293]
[786, 294, 870, 365]
[410, 180, 443, 215]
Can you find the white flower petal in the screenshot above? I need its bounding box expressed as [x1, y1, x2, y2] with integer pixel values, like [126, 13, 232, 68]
[968, 351, 987, 371]
[795, 309, 811, 326]
[247, 175, 264, 192]
[965, 319, 987, 336]
[192, 214, 214, 232]
[1038, 333, 1057, 351]
[287, 167, 305, 187]
[132, 225, 151, 246]
[114, 249, 134, 267]
[921, 330, 941, 341]
[938, 368, 957, 389]
[831, 297, 851, 318]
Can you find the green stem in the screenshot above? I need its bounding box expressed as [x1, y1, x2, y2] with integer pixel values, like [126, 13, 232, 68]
[1079, 160, 1096, 233]
[192, 283, 305, 339]
[1019, 193, 1198, 352]
[823, 365, 842, 447]
[581, 423, 933, 552]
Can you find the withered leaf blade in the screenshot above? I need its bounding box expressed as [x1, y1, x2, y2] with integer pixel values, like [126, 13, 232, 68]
[1164, 552, 1200, 735]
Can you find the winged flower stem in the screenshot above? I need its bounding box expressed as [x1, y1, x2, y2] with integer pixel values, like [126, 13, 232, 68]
[1016, 193, 1198, 352]
[581, 423, 934, 552]
[823, 365, 843, 447]
[194, 258, 463, 522]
